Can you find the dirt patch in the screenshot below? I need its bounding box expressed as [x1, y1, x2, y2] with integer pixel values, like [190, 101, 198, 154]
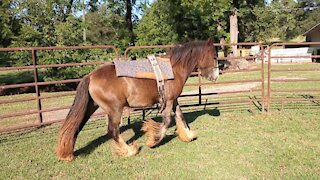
[182, 82, 260, 95]
[42, 108, 105, 123]
[272, 76, 307, 80]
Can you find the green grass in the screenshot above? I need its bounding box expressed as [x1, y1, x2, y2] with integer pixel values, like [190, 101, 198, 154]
[0, 109, 319, 179]
[0, 63, 319, 178]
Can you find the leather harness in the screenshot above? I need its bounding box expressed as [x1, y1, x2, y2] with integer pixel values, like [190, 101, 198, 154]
[147, 55, 166, 112]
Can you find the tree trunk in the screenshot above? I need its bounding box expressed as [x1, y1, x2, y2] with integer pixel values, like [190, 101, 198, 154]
[230, 10, 238, 57]
[126, 0, 134, 45]
[227, 9, 248, 70]
[82, 0, 86, 42]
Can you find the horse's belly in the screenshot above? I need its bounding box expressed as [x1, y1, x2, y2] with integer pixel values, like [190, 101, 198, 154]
[126, 95, 158, 108]
[123, 78, 159, 108]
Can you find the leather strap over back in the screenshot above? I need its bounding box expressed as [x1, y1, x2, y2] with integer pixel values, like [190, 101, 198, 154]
[147, 55, 166, 112]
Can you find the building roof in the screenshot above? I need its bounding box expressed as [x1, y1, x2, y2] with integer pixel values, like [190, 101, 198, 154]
[304, 22, 320, 35]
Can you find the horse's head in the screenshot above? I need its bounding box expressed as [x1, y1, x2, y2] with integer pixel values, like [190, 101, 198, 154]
[198, 38, 219, 81]
[169, 39, 219, 81]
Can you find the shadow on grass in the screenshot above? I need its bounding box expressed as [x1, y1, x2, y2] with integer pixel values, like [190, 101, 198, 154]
[151, 108, 220, 148]
[74, 108, 221, 157]
[74, 123, 143, 157]
[74, 134, 111, 157]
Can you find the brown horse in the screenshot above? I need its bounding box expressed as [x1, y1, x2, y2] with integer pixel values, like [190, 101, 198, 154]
[56, 38, 219, 161]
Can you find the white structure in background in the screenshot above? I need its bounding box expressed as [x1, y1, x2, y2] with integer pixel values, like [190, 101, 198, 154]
[304, 22, 320, 58]
[250, 46, 314, 63]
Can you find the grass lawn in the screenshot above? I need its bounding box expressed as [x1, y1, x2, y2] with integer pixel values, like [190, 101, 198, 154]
[0, 62, 320, 179]
[0, 108, 319, 179]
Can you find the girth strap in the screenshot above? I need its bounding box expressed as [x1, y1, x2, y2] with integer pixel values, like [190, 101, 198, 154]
[147, 55, 166, 112]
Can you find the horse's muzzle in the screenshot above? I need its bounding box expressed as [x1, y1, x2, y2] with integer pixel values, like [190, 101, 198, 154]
[203, 67, 219, 82]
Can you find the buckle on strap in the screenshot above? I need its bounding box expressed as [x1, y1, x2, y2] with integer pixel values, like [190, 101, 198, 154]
[147, 55, 166, 112]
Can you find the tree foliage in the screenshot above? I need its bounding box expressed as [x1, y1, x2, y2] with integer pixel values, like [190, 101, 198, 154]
[0, 0, 21, 47]
[2, 0, 319, 47]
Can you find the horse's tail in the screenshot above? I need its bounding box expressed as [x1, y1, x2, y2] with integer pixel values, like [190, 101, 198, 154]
[56, 75, 96, 161]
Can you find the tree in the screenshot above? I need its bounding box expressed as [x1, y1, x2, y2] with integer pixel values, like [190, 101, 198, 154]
[295, 0, 320, 33]
[136, 0, 231, 44]
[136, 0, 271, 44]
[0, 0, 20, 48]
[135, 0, 178, 46]
[126, 0, 134, 44]
[235, 0, 268, 42]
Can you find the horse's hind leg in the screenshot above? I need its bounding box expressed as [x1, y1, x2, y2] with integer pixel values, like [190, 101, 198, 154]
[56, 74, 98, 162]
[107, 111, 139, 157]
[174, 103, 197, 142]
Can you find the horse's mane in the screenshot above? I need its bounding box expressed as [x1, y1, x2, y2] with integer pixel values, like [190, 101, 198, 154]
[167, 40, 210, 68]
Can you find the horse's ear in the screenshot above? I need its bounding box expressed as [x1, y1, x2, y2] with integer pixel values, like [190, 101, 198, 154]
[207, 37, 214, 45]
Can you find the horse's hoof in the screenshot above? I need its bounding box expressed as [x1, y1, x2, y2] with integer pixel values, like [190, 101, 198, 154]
[56, 147, 75, 162]
[57, 154, 75, 162]
[142, 119, 164, 147]
[127, 142, 139, 157]
[115, 141, 139, 157]
[146, 136, 162, 148]
[176, 129, 197, 142]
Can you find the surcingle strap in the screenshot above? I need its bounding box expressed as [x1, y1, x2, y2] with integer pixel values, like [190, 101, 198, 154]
[147, 55, 166, 112]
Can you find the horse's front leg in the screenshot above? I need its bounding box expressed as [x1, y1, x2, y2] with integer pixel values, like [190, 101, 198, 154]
[142, 100, 173, 147]
[174, 102, 197, 142]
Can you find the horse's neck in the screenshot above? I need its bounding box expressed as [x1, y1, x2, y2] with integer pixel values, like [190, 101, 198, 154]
[172, 62, 195, 83]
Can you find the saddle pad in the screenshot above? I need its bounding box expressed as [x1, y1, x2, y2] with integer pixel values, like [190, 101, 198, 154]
[114, 58, 174, 80]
